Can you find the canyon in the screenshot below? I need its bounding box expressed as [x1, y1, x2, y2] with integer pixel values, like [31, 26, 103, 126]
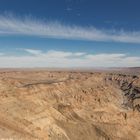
[0, 69, 140, 140]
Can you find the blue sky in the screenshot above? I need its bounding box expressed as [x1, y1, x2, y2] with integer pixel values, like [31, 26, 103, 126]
[0, 0, 140, 67]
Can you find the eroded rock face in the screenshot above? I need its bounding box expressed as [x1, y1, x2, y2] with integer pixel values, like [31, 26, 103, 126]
[105, 74, 140, 111]
[0, 70, 140, 140]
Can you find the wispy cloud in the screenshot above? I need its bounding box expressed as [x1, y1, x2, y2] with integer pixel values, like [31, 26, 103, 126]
[0, 15, 140, 43]
[24, 49, 42, 55]
[0, 49, 139, 68]
[24, 49, 86, 58]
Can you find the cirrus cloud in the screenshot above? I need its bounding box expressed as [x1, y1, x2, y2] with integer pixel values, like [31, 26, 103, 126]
[0, 15, 140, 44]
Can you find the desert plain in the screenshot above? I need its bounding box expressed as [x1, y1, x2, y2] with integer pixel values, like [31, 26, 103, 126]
[0, 69, 140, 140]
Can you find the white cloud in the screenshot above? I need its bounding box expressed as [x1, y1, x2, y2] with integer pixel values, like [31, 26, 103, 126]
[86, 53, 126, 62]
[45, 50, 73, 58]
[0, 15, 140, 43]
[74, 52, 86, 56]
[0, 49, 139, 68]
[24, 49, 42, 55]
[24, 49, 86, 58]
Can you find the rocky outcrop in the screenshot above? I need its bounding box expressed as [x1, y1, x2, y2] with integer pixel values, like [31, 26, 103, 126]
[105, 74, 140, 111]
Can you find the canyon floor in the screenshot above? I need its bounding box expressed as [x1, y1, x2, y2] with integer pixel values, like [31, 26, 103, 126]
[0, 69, 140, 140]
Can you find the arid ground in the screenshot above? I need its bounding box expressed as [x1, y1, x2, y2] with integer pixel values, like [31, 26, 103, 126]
[0, 69, 140, 140]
